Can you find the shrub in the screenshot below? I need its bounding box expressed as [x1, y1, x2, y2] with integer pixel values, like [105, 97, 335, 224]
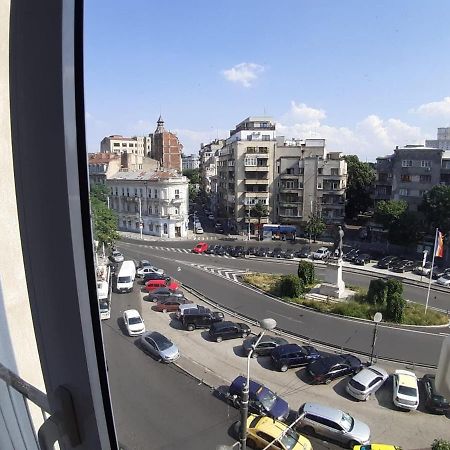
[297, 261, 315, 286]
[366, 279, 387, 306]
[279, 274, 304, 298]
[386, 292, 406, 323]
[432, 439, 450, 450]
[386, 278, 403, 297]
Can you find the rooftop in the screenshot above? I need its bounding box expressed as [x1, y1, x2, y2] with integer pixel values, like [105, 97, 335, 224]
[108, 170, 184, 182]
[88, 153, 121, 164]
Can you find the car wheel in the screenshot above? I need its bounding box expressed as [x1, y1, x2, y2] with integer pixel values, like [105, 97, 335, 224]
[280, 364, 288, 372]
[325, 378, 332, 385]
[348, 440, 359, 449]
[216, 336, 223, 343]
[186, 324, 195, 331]
[251, 352, 258, 358]
[302, 425, 314, 436]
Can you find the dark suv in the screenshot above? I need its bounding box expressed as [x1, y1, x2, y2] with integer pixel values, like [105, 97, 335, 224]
[271, 344, 321, 372]
[209, 321, 251, 342]
[181, 308, 224, 331]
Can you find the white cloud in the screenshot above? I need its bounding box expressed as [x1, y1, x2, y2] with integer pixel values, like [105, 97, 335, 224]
[222, 62, 265, 87]
[277, 101, 425, 161]
[410, 96, 450, 118]
[173, 128, 228, 155]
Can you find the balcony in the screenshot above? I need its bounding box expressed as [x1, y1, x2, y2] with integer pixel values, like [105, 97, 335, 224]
[245, 179, 269, 185]
[322, 186, 345, 194]
[280, 173, 298, 179]
[279, 187, 299, 193]
[279, 201, 302, 208]
[171, 196, 185, 204]
[244, 166, 269, 172]
[245, 191, 268, 198]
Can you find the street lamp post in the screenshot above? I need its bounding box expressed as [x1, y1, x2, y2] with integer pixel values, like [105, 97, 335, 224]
[138, 196, 143, 240]
[370, 312, 382, 364]
[239, 318, 277, 450]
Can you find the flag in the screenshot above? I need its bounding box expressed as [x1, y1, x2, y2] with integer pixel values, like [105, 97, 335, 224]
[435, 231, 444, 258]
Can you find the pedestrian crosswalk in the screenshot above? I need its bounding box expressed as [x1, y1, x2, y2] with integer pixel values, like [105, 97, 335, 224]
[134, 245, 236, 258]
[187, 262, 249, 282]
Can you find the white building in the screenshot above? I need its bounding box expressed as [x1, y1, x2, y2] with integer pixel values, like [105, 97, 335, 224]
[182, 154, 199, 170]
[107, 170, 189, 238]
[100, 134, 152, 156]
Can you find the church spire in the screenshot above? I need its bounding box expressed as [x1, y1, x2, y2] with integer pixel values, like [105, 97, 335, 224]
[155, 115, 165, 134]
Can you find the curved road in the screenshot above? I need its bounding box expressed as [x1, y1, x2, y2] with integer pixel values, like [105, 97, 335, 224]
[119, 239, 449, 367]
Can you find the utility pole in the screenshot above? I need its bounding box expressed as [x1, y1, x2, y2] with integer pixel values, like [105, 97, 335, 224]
[247, 206, 251, 241]
[138, 197, 143, 240]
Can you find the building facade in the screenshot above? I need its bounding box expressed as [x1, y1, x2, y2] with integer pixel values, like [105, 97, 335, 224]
[274, 138, 347, 226]
[182, 154, 199, 170]
[100, 134, 152, 156]
[88, 152, 122, 186]
[107, 170, 189, 238]
[216, 117, 276, 232]
[151, 116, 183, 172]
[426, 127, 450, 151]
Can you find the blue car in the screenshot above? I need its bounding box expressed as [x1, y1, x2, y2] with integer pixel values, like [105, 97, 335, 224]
[271, 344, 321, 372]
[228, 376, 289, 420]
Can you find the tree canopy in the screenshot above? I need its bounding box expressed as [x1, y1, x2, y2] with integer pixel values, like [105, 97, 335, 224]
[304, 213, 326, 242]
[90, 184, 119, 247]
[183, 168, 200, 184]
[420, 185, 450, 234]
[344, 155, 376, 219]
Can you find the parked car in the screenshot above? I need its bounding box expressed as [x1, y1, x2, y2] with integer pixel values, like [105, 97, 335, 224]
[196, 227, 204, 234]
[214, 245, 227, 256]
[353, 253, 371, 265]
[208, 214, 214, 220]
[270, 247, 283, 258]
[432, 266, 449, 279]
[271, 344, 321, 372]
[145, 279, 179, 293]
[230, 245, 245, 257]
[413, 262, 433, 276]
[436, 272, 450, 287]
[391, 259, 415, 273]
[354, 445, 400, 450]
[223, 245, 234, 255]
[246, 247, 258, 256]
[122, 309, 145, 336]
[153, 296, 192, 313]
[295, 245, 311, 258]
[136, 265, 164, 277]
[208, 321, 251, 342]
[256, 247, 270, 257]
[111, 251, 124, 263]
[343, 248, 360, 262]
[377, 256, 399, 269]
[236, 414, 312, 450]
[346, 365, 389, 400]
[243, 335, 289, 357]
[296, 402, 370, 448]
[283, 249, 295, 259]
[138, 259, 152, 268]
[181, 308, 224, 331]
[228, 376, 289, 420]
[311, 247, 330, 260]
[175, 303, 201, 320]
[205, 244, 220, 255]
[192, 242, 209, 253]
[142, 272, 168, 284]
[139, 331, 180, 363]
[422, 373, 450, 414]
[147, 287, 184, 302]
[392, 369, 419, 410]
[307, 354, 363, 384]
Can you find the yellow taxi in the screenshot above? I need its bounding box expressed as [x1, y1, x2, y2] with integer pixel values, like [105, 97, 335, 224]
[245, 414, 312, 450]
[353, 445, 401, 450]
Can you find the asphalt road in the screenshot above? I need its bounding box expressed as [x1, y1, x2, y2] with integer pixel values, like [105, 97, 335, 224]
[102, 277, 335, 449]
[118, 240, 449, 367]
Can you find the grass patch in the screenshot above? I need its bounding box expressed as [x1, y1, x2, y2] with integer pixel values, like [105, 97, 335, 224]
[243, 273, 449, 326]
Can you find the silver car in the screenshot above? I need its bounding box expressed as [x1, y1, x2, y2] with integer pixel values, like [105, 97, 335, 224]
[297, 402, 370, 448]
[346, 365, 389, 401]
[139, 331, 180, 363]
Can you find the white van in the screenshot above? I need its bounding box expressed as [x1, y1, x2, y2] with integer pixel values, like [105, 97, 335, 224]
[116, 260, 136, 293]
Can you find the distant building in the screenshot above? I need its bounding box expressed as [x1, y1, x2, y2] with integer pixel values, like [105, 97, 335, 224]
[426, 127, 450, 151]
[100, 134, 152, 156]
[274, 137, 347, 225]
[151, 116, 183, 172]
[107, 170, 189, 238]
[182, 154, 199, 170]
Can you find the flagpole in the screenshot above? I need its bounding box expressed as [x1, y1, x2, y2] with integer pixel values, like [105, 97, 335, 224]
[425, 228, 439, 314]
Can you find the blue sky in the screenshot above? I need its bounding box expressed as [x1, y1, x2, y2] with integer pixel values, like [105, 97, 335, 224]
[84, 0, 450, 161]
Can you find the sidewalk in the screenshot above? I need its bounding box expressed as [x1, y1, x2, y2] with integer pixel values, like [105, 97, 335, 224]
[136, 287, 450, 449]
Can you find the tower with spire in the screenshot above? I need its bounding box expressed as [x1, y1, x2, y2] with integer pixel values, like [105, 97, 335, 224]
[151, 116, 183, 172]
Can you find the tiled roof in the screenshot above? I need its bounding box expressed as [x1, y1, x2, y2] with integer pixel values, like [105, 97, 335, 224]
[88, 153, 121, 164]
[108, 170, 183, 181]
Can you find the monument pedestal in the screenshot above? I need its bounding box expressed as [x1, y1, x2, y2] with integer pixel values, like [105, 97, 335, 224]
[319, 260, 347, 299]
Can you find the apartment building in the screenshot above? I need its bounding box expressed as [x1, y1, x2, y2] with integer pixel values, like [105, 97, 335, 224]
[216, 117, 276, 232]
[107, 170, 189, 238]
[274, 138, 347, 225]
[426, 127, 450, 151]
[182, 154, 199, 170]
[100, 134, 152, 156]
[373, 145, 444, 211]
[88, 152, 122, 185]
[151, 116, 183, 172]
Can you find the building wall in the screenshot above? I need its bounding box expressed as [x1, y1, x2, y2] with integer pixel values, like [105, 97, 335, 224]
[152, 132, 182, 172]
[100, 135, 148, 156]
[182, 155, 199, 170]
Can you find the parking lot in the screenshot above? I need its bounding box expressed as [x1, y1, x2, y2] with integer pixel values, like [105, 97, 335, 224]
[125, 277, 450, 448]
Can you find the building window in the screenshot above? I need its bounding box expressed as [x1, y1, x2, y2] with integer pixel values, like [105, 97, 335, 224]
[286, 168, 293, 175]
[122, 143, 127, 147]
[126, 188, 130, 196]
[139, 188, 143, 197]
[318, 168, 323, 175]
[134, 188, 138, 196]
[122, 220, 126, 228]
[113, 142, 120, 147]
[399, 188, 409, 196]
[148, 223, 153, 231]
[148, 188, 152, 197]
[402, 160, 412, 167]
[154, 189, 158, 199]
[420, 175, 431, 183]
[299, 168, 304, 175]
[244, 157, 257, 166]
[175, 189, 180, 199]
[175, 208, 179, 215]
[317, 183, 322, 189]
[331, 168, 339, 176]
[401, 174, 411, 182]
[148, 206, 153, 214]
[163, 223, 168, 234]
[121, 188, 125, 196]
[262, 135, 270, 141]
[284, 180, 296, 189]
[420, 160, 432, 168]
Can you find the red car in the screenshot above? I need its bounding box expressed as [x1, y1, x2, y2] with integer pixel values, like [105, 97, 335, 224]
[145, 278, 180, 293]
[153, 296, 192, 313]
[192, 242, 208, 254]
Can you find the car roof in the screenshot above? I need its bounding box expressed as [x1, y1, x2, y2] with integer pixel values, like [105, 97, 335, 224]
[352, 365, 388, 385]
[211, 320, 238, 329]
[146, 331, 171, 345]
[302, 402, 343, 422]
[395, 370, 417, 387]
[124, 309, 140, 318]
[250, 415, 288, 436]
[272, 343, 302, 355]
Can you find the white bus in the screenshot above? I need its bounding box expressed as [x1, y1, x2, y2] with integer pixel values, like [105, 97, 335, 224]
[116, 260, 136, 293]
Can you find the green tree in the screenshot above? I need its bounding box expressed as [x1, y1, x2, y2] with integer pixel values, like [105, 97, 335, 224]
[420, 185, 450, 234]
[90, 185, 119, 247]
[183, 168, 201, 184]
[386, 292, 406, 323]
[374, 200, 408, 229]
[251, 202, 268, 239]
[344, 155, 376, 219]
[188, 184, 199, 203]
[279, 274, 304, 298]
[366, 279, 387, 306]
[304, 213, 326, 242]
[432, 439, 450, 450]
[297, 261, 315, 286]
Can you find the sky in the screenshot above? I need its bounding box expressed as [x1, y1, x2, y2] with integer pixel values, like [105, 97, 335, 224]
[84, 0, 450, 161]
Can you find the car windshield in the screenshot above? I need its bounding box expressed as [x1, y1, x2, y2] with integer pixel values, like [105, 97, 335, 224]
[340, 412, 354, 432]
[118, 276, 131, 283]
[99, 302, 109, 311]
[153, 335, 172, 351]
[398, 386, 417, 397]
[128, 317, 142, 325]
[280, 429, 301, 450]
[257, 389, 277, 410]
